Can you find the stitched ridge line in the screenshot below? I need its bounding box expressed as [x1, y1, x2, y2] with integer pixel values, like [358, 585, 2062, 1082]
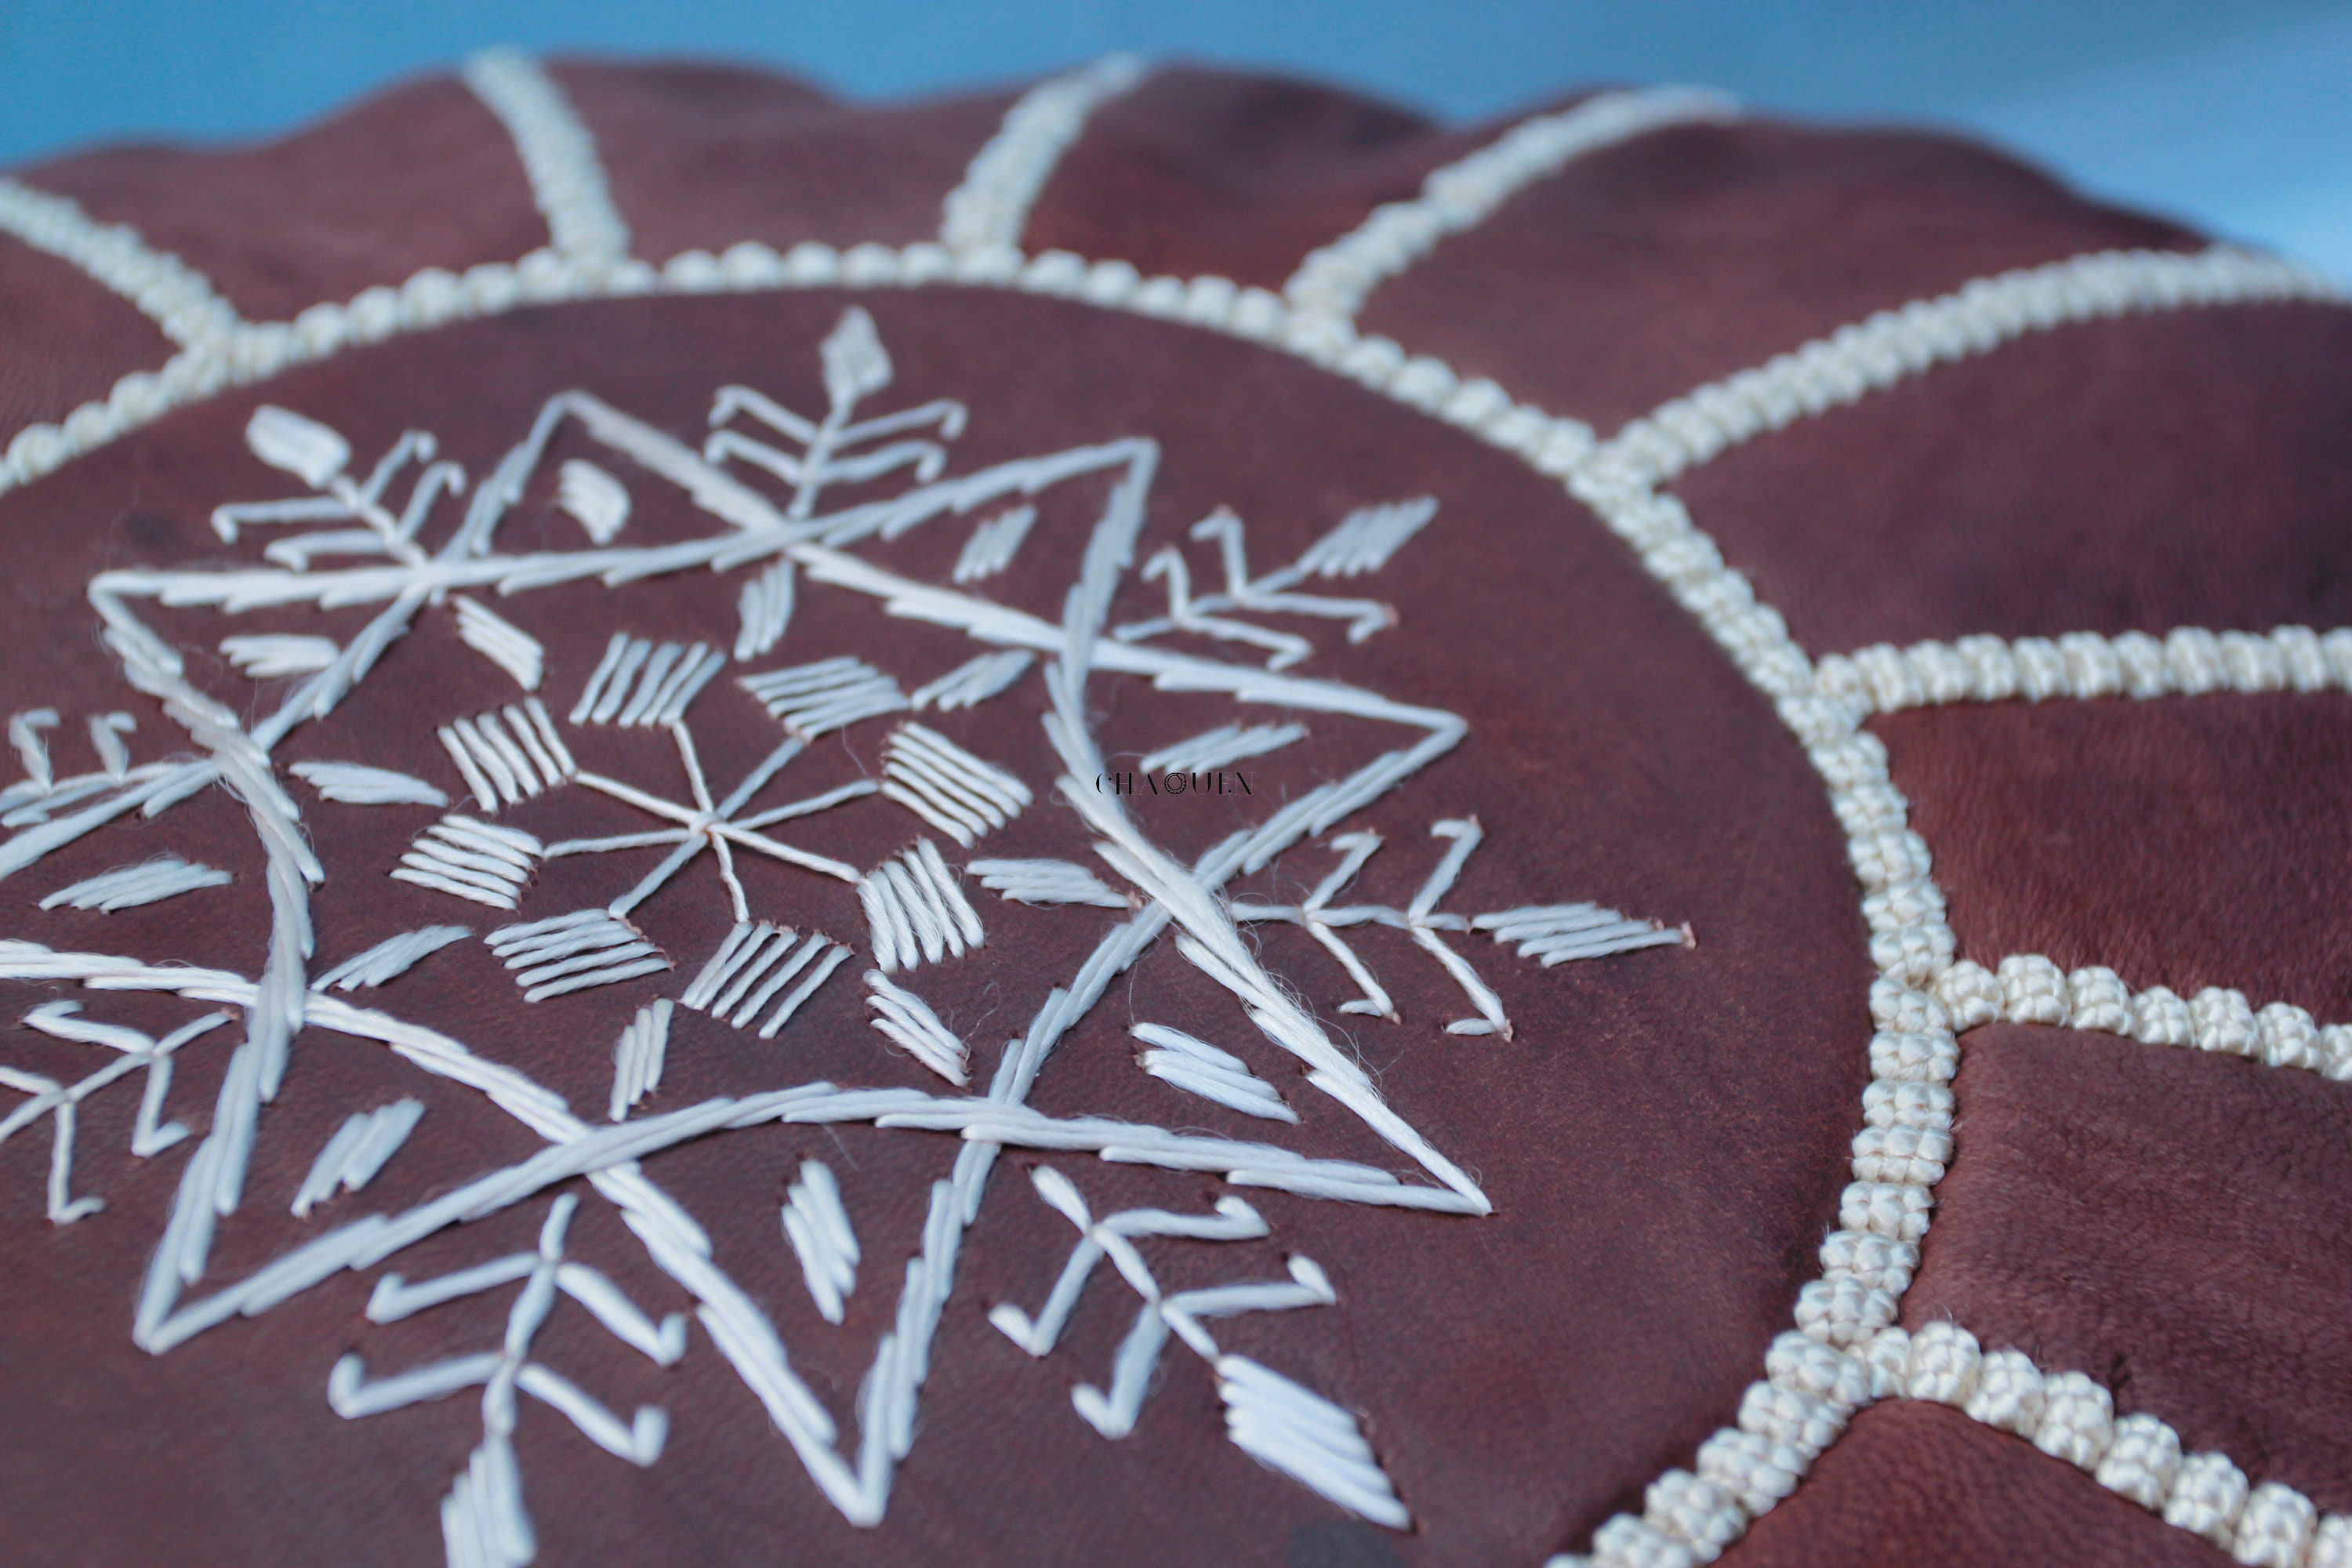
[460, 46, 632, 266]
[0, 176, 246, 348]
[1817, 626, 2352, 714]
[938, 53, 1145, 256]
[1599, 245, 2343, 494]
[1281, 85, 1739, 325]
[1931, 953, 2352, 1077]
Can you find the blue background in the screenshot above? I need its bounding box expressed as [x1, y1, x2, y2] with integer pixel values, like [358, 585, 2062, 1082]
[3, 1, 2349, 277]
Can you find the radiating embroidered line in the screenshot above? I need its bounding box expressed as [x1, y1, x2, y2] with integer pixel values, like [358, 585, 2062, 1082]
[485, 909, 669, 1003]
[608, 999, 673, 1121]
[289, 760, 449, 808]
[909, 649, 1033, 712]
[311, 925, 470, 992]
[951, 504, 1036, 583]
[37, 855, 230, 912]
[1601, 246, 2344, 494]
[1815, 625, 2352, 714]
[1138, 722, 1305, 775]
[1283, 86, 1737, 325]
[862, 970, 970, 1084]
[568, 634, 725, 728]
[291, 1098, 424, 1217]
[1929, 953, 2352, 1079]
[336, 1195, 680, 1568]
[437, 699, 575, 810]
[461, 48, 631, 267]
[3, 1000, 230, 1220]
[0, 175, 245, 348]
[557, 458, 630, 544]
[939, 55, 1146, 255]
[1132, 1023, 1296, 1123]
[1473, 904, 1688, 965]
[740, 655, 909, 738]
[453, 597, 545, 691]
[782, 1159, 860, 1323]
[880, 722, 1032, 845]
[392, 816, 543, 910]
[858, 841, 984, 972]
[735, 559, 795, 659]
[983, 1167, 1398, 1523]
[223, 634, 341, 678]
[966, 858, 1131, 909]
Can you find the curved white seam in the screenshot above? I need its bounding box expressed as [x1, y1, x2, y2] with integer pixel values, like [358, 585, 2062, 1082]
[1592, 245, 2346, 495]
[0, 176, 245, 349]
[1932, 952, 2352, 1079]
[1282, 85, 1738, 325]
[1817, 624, 2352, 715]
[938, 53, 1145, 256]
[0, 222, 2339, 1563]
[460, 46, 631, 266]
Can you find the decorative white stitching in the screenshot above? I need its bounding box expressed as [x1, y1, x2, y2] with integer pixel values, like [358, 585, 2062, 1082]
[393, 815, 543, 909]
[1283, 86, 1739, 325]
[437, 701, 574, 809]
[291, 1098, 424, 1216]
[880, 722, 1032, 846]
[289, 760, 449, 808]
[1931, 953, 2352, 1079]
[1816, 626, 2352, 715]
[0, 175, 245, 348]
[858, 840, 985, 974]
[557, 458, 630, 544]
[484, 909, 669, 1004]
[37, 854, 230, 912]
[863, 969, 969, 1084]
[1138, 722, 1305, 776]
[1132, 1022, 1297, 1123]
[312, 925, 471, 992]
[966, 857, 1131, 909]
[939, 55, 1146, 256]
[950, 504, 1036, 583]
[453, 597, 546, 691]
[740, 655, 909, 738]
[570, 635, 724, 727]
[460, 48, 632, 267]
[608, 999, 672, 1121]
[734, 560, 794, 660]
[782, 1159, 859, 1323]
[3, 1001, 229, 1218]
[909, 649, 1033, 713]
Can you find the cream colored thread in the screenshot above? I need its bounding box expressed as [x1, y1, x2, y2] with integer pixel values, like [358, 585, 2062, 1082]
[221, 634, 339, 678]
[37, 854, 230, 912]
[4, 1001, 229, 1219]
[291, 1098, 423, 1216]
[289, 760, 449, 808]
[863, 970, 969, 1084]
[312, 925, 470, 992]
[735, 559, 794, 659]
[1931, 954, 2352, 1080]
[393, 815, 543, 910]
[557, 458, 630, 544]
[909, 649, 1033, 713]
[608, 1000, 672, 1121]
[782, 1159, 860, 1323]
[1138, 722, 1305, 775]
[858, 842, 984, 974]
[939, 55, 1145, 256]
[460, 48, 631, 267]
[1132, 1022, 1297, 1123]
[880, 722, 1032, 846]
[1817, 626, 2352, 715]
[740, 655, 909, 738]
[0, 175, 245, 348]
[951, 504, 1036, 583]
[1283, 86, 1738, 325]
[452, 597, 545, 691]
[485, 908, 669, 1003]
[966, 857, 1131, 909]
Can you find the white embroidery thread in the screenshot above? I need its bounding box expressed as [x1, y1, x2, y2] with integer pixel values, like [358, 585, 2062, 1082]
[939, 56, 1146, 256]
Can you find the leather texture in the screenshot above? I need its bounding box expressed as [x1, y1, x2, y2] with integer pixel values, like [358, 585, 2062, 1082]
[0, 53, 2344, 1568]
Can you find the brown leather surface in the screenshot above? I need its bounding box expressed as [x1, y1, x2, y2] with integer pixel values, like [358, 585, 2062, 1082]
[0, 56, 2345, 1568]
[1721, 1399, 2234, 1568]
[551, 60, 1017, 260]
[0, 286, 1871, 1566]
[23, 76, 545, 322]
[1879, 697, 2352, 1018]
[1904, 1022, 2352, 1515]
[1025, 65, 1497, 289]
[1360, 118, 2199, 433]
[0, 234, 175, 437]
[1676, 303, 2352, 655]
